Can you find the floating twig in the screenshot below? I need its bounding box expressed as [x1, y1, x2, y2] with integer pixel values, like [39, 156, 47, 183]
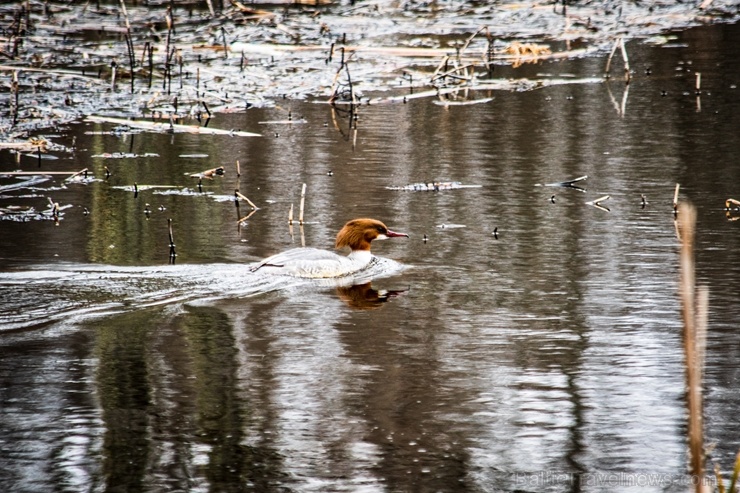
[386, 181, 482, 192]
[189, 166, 224, 179]
[536, 175, 588, 192]
[1, 170, 81, 176]
[586, 194, 611, 212]
[0, 139, 47, 152]
[85, 116, 260, 137]
[65, 168, 90, 182]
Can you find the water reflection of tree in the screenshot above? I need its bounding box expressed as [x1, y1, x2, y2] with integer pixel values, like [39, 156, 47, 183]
[94, 309, 152, 492]
[93, 306, 285, 491]
[179, 305, 285, 491]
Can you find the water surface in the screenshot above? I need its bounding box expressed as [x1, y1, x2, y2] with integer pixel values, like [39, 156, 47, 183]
[1, 23, 740, 492]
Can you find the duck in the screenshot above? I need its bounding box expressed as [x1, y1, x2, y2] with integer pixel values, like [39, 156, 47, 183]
[250, 218, 408, 278]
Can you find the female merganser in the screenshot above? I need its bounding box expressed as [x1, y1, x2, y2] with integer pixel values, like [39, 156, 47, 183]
[251, 218, 408, 278]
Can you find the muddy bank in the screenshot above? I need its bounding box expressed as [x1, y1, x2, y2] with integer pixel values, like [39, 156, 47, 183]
[1, 0, 738, 139]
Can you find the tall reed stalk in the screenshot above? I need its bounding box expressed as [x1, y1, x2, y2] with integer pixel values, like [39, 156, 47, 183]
[678, 203, 709, 493]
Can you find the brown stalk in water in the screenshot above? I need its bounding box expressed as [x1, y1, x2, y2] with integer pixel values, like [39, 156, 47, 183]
[673, 183, 681, 213]
[678, 202, 709, 492]
[298, 183, 306, 225]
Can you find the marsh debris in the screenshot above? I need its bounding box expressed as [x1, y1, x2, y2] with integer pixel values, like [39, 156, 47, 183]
[387, 181, 482, 192]
[1, 1, 737, 136]
[536, 175, 588, 192]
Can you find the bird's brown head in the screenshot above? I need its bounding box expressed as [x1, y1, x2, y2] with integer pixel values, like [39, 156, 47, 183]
[335, 218, 408, 251]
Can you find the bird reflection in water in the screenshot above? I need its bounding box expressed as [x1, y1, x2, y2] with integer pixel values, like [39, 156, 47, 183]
[335, 282, 408, 310]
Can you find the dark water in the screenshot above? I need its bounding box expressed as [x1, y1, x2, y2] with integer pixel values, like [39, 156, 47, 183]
[2, 23, 740, 492]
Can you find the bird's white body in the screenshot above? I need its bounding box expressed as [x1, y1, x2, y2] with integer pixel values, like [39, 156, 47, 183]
[252, 248, 374, 278]
[250, 219, 407, 279]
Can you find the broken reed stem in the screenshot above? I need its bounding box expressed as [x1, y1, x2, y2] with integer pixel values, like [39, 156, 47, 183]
[299, 183, 306, 225]
[205, 0, 215, 17]
[11, 70, 19, 126]
[65, 168, 89, 181]
[235, 190, 257, 210]
[619, 37, 631, 83]
[458, 25, 491, 62]
[605, 38, 619, 79]
[431, 63, 477, 84]
[119, 0, 135, 92]
[221, 26, 228, 59]
[164, 7, 173, 93]
[236, 159, 241, 177]
[678, 203, 707, 492]
[288, 203, 294, 224]
[168, 218, 176, 263]
[431, 55, 450, 82]
[147, 43, 153, 88]
[110, 60, 117, 91]
[119, 0, 131, 31]
[125, 34, 135, 92]
[696, 72, 702, 94]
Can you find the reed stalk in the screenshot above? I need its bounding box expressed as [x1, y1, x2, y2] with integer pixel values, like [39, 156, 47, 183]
[298, 183, 306, 225]
[119, 0, 135, 92]
[11, 70, 19, 126]
[168, 218, 176, 264]
[678, 202, 708, 493]
[619, 37, 631, 83]
[673, 184, 681, 213]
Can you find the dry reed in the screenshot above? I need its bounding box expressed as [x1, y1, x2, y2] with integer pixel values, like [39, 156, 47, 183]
[678, 202, 709, 493]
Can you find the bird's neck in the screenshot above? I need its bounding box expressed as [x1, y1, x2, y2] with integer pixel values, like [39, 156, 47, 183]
[347, 249, 373, 264]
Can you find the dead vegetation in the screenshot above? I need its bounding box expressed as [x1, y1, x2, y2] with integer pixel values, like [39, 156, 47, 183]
[0, 0, 737, 137]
